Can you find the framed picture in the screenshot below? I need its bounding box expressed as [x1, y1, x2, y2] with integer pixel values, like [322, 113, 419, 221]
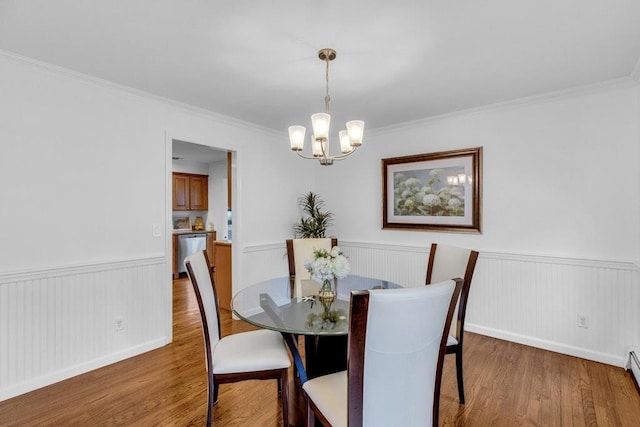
[173, 216, 191, 230]
[382, 147, 482, 233]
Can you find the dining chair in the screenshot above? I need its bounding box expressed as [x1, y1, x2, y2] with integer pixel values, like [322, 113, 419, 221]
[302, 279, 463, 427]
[185, 250, 291, 427]
[286, 238, 338, 279]
[425, 243, 479, 404]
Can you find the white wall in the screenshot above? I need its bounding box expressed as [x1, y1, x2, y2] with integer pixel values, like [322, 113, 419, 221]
[313, 81, 640, 367]
[319, 82, 640, 260]
[0, 52, 312, 400]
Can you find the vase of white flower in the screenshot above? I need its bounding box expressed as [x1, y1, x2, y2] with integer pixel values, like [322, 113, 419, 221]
[318, 279, 337, 304]
[305, 246, 350, 304]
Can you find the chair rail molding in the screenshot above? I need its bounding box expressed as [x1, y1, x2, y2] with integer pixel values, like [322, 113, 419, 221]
[0, 256, 170, 401]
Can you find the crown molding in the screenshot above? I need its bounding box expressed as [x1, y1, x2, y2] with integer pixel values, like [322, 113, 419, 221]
[370, 77, 639, 136]
[3, 48, 637, 139]
[0, 49, 282, 137]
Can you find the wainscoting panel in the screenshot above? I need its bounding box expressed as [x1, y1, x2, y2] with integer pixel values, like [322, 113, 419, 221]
[0, 257, 170, 401]
[239, 241, 639, 368]
[340, 241, 429, 287]
[467, 252, 639, 366]
[338, 242, 639, 367]
[241, 243, 291, 288]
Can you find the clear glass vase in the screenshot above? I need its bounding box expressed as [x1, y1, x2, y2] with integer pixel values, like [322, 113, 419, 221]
[317, 278, 336, 304]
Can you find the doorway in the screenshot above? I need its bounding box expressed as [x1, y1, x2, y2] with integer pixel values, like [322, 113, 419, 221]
[170, 138, 234, 318]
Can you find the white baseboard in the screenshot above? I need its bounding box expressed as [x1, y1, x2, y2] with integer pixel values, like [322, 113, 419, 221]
[0, 337, 168, 402]
[466, 323, 626, 367]
[628, 347, 640, 391]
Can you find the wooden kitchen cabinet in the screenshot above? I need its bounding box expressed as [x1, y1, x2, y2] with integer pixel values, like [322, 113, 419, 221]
[172, 174, 190, 210]
[172, 173, 208, 211]
[189, 175, 208, 210]
[213, 242, 232, 311]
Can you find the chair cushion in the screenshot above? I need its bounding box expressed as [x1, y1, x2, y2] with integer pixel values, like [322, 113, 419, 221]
[212, 329, 291, 374]
[447, 334, 458, 346]
[302, 371, 347, 427]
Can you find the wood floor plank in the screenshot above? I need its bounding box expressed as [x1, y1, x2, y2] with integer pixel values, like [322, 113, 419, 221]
[0, 277, 639, 426]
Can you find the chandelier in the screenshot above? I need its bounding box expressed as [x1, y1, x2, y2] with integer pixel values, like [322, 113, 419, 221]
[288, 48, 364, 166]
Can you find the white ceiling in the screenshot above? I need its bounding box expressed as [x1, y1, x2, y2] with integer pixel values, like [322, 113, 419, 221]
[1, 0, 639, 135]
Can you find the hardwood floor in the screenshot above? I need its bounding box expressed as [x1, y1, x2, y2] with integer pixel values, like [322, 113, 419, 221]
[1, 277, 639, 426]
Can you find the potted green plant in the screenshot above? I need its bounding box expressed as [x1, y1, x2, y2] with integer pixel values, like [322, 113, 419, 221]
[293, 192, 333, 238]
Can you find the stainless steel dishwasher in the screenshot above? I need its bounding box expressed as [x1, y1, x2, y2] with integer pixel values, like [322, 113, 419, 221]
[178, 233, 207, 273]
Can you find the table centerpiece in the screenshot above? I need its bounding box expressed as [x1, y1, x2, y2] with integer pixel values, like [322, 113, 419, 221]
[305, 246, 349, 304]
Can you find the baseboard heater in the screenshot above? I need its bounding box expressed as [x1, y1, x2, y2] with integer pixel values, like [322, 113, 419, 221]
[629, 348, 640, 393]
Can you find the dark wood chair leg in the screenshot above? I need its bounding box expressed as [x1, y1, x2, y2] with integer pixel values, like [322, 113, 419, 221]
[213, 383, 219, 405]
[280, 369, 289, 427]
[306, 398, 315, 427]
[455, 347, 465, 404]
[207, 374, 214, 427]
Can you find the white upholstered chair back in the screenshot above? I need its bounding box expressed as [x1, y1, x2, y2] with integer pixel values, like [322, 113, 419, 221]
[292, 238, 333, 280]
[427, 244, 475, 340]
[428, 245, 473, 284]
[362, 281, 456, 427]
[185, 251, 221, 351]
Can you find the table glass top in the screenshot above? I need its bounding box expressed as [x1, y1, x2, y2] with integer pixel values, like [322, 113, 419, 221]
[231, 275, 401, 336]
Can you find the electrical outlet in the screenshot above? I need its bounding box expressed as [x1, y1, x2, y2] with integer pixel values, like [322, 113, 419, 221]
[152, 223, 161, 237]
[577, 314, 589, 328]
[114, 318, 125, 331]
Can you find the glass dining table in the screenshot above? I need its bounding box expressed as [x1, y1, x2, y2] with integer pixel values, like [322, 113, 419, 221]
[232, 274, 401, 383]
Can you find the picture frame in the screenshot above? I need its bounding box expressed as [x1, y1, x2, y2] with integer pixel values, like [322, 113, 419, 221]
[382, 147, 482, 233]
[173, 216, 191, 230]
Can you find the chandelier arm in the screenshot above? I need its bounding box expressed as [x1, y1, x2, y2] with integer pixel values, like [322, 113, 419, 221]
[320, 138, 328, 158]
[325, 146, 359, 161]
[295, 150, 322, 161]
[295, 145, 358, 162]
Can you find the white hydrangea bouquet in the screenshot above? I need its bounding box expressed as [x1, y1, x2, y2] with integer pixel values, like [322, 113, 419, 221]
[305, 246, 350, 283]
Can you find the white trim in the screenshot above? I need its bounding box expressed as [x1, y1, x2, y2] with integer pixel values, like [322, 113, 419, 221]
[479, 250, 639, 270]
[164, 133, 175, 345]
[241, 240, 640, 271]
[466, 323, 627, 368]
[0, 337, 167, 402]
[628, 348, 640, 388]
[370, 77, 639, 136]
[0, 49, 282, 137]
[243, 242, 286, 253]
[0, 255, 166, 284]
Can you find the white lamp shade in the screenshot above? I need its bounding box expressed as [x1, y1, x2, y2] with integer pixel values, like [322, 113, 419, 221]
[339, 130, 353, 154]
[457, 173, 467, 184]
[312, 137, 328, 157]
[311, 113, 331, 140]
[289, 126, 306, 151]
[346, 120, 364, 146]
